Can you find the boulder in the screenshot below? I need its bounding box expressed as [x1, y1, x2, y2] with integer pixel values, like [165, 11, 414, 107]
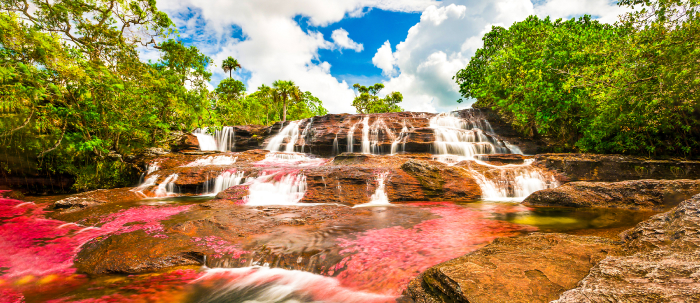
[536, 153, 700, 182]
[523, 179, 700, 211]
[553, 194, 700, 302]
[404, 233, 620, 303]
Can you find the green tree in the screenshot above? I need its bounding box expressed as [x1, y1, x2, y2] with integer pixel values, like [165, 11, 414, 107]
[352, 83, 403, 114]
[222, 56, 241, 79]
[272, 80, 302, 121]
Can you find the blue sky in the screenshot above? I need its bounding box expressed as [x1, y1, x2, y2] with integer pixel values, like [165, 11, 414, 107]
[156, 0, 629, 114]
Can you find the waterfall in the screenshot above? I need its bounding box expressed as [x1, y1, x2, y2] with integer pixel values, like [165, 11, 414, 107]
[468, 160, 559, 202]
[332, 135, 339, 155]
[347, 121, 359, 153]
[131, 174, 159, 198]
[146, 161, 160, 174]
[244, 173, 307, 206]
[154, 174, 179, 197]
[193, 128, 218, 151]
[299, 118, 314, 153]
[361, 116, 370, 154]
[355, 172, 391, 207]
[193, 127, 236, 152]
[205, 171, 247, 195]
[266, 121, 301, 152]
[390, 121, 412, 155]
[185, 155, 237, 167]
[430, 112, 513, 161]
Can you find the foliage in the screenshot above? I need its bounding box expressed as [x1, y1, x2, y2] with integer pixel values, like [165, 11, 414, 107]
[351, 83, 404, 114]
[455, 0, 700, 157]
[221, 56, 241, 79]
[271, 80, 302, 121]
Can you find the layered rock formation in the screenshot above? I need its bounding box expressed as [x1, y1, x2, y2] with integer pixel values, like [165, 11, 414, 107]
[523, 179, 700, 211]
[536, 153, 700, 182]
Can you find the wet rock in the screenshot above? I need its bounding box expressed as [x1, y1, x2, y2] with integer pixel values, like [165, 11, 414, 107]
[404, 233, 619, 303]
[523, 179, 700, 211]
[536, 153, 700, 182]
[54, 196, 107, 210]
[553, 194, 700, 302]
[474, 153, 527, 165]
[53, 188, 142, 210]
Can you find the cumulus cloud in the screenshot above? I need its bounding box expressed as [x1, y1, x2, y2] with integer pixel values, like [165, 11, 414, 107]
[377, 0, 631, 112]
[331, 28, 364, 52]
[372, 41, 397, 76]
[156, 0, 632, 114]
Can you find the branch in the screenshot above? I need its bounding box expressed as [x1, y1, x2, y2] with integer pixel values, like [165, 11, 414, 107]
[0, 110, 34, 137]
[38, 120, 67, 158]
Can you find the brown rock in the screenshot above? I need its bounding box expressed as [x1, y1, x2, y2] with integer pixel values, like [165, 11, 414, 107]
[523, 179, 700, 211]
[553, 194, 700, 302]
[535, 153, 700, 182]
[404, 233, 619, 303]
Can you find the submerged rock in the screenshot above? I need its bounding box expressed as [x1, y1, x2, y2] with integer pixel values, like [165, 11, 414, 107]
[404, 233, 619, 303]
[554, 194, 700, 302]
[523, 179, 700, 211]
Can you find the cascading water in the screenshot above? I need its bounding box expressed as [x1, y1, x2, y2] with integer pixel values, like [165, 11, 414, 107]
[390, 121, 412, 155]
[332, 135, 339, 155]
[193, 128, 218, 151]
[193, 127, 236, 152]
[244, 173, 307, 206]
[467, 160, 559, 202]
[266, 121, 301, 152]
[430, 113, 514, 161]
[154, 174, 179, 198]
[255, 152, 327, 167]
[185, 155, 237, 167]
[347, 121, 359, 153]
[131, 174, 159, 198]
[205, 171, 247, 195]
[355, 172, 391, 207]
[146, 161, 160, 174]
[299, 118, 314, 153]
[361, 116, 371, 154]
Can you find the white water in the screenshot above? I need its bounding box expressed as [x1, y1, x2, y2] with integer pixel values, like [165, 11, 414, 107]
[347, 121, 359, 153]
[255, 152, 327, 167]
[430, 112, 516, 161]
[192, 267, 394, 303]
[193, 127, 236, 152]
[299, 118, 314, 153]
[146, 161, 160, 174]
[153, 174, 178, 197]
[266, 121, 301, 152]
[184, 155, 237, 167]
[244, 173, 307, 206]
[130, 174, 159, 198]
[355, 172, 391, 207]
[390, 121, 412, 155]
[205, 171, 247, 195]
[332, 135, 339, 155]
[469, 160, 559, 202]
[361, 116, 371, 154]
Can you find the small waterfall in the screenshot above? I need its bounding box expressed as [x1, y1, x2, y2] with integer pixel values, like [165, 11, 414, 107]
[299, 118, 314, 153]
[390, 121, 412, 155]
[361, 116, 370, 154]
[193, 128, 218, 151]
[469, 160, 559, 202]
[430, 112, 513, 160]
[154, 174, 179, 197]
[185, 155, 237, 167]
[131, 174, 159, 197]
[193, 127, 236, 152]
[266, 121, 301, 152]
[347, 121, 359, 153]
[205, 171, 247, 195]
[244, 173, 307, 206]
[216, 126, 235, 152]
[255, 152, 327, 167]
[332, 135, 339, 155]
[146, 161, 160, 174]
[355, 172, 391, 207]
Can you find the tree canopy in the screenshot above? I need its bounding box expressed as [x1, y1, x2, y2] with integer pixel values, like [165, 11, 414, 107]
[351, 83, 404, 114]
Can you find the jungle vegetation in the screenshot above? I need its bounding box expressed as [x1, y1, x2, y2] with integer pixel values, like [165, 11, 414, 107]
[456, 0, 700, 157]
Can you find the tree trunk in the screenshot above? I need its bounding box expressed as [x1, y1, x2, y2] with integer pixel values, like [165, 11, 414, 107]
[282, 99, 287, 121]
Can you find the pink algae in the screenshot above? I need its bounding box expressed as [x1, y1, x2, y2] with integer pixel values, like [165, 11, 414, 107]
[0, 197, 192, 301]
[192, 236, 249, 259]
[334, 203, 536, 296]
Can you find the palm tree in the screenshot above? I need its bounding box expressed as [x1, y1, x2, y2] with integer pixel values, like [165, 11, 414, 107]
[222, 57, 241, 79]
[272, 80, 302, 122]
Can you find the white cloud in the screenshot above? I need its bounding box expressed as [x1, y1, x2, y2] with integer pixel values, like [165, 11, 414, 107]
[372, 41, 397, 76]
[331, 28, 364, 52]
[379, 0, 630, 113]
[156, 0, 632, 114]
